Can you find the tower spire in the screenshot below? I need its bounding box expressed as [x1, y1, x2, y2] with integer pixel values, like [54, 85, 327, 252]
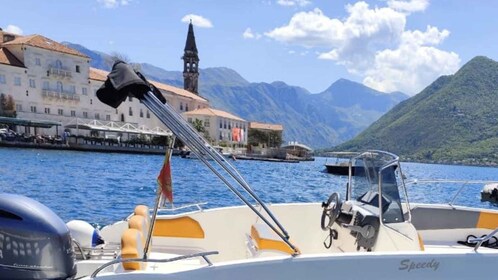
[182, 21, 199, 95]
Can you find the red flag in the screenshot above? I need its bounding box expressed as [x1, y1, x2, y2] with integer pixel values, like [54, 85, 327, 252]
[157, 150, 173, 203]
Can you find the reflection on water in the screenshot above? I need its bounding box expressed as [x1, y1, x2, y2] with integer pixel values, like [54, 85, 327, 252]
[1, 147, 498, 225]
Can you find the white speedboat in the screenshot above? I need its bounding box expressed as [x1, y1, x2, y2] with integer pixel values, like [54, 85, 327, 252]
[63, 150, 497, 280]
[3, 62, 498, 280]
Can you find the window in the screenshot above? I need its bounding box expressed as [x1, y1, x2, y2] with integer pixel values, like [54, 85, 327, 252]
[30, 106, 37, 113]
[220, 120, 222, 129]
[185, 104, 189, 111]
[44, 108, 50, 114]
[128, 97, 133, 102]
[43, 81, 49, 90]
[58, 109, 63, 116]
[35, 58, 41, 66]
[129, 107, 133, 116]
[14, 77, 21, 86]
[140, 109, 143, 118]
[146, 110, 150, 118]
[57, 81, 63, 92]
[71, 110, 76, 117]
[0, 74, 5, 84]
[204, 118, 210, 127]
[83, 111, 88, 118]
[55, 60, 62, 69]
[106, 114, 111, 121]
[82, 87, 87, 95]
[29, 79, 36, 88]
[75, 65, 80, 73]
[69, 85, 76, 94]
[180, 102, 183, 111]
[90, 99, 93, 105]
[224, 121, 227, 129]
[95, 113, 100, 120]
[16, 104, 22, 112]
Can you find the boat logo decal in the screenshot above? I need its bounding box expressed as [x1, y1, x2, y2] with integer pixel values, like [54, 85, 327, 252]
[399, 259, 440, 272]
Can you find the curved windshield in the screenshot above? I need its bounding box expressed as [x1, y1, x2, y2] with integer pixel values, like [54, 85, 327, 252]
[349, 151, 408, 224]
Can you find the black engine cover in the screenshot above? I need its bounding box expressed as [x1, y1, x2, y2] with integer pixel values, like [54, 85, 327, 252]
[0, 193, 76, 279]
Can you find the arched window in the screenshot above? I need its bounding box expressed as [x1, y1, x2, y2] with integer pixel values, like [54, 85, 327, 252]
[56, 81, 63, 93]
[55, 60, 62, 69]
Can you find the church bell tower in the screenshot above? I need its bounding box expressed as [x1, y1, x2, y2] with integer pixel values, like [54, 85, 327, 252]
[182, 21, 199, 95]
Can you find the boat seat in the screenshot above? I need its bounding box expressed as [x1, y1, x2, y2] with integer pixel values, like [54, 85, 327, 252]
[134, 205, 151, 229]
[128, 215, 148, 244]
[250, 223, 296, 255]
[152, 217, 205, 239]
[120, 228, 144, 271]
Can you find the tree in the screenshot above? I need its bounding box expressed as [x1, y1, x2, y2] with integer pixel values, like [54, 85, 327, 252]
[110, 52, 141, 71]
[0, 93, 5, 116]
[192, 119, 204, 133]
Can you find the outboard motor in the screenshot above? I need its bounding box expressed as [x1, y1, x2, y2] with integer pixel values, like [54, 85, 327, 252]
[0, 193, 76, 279]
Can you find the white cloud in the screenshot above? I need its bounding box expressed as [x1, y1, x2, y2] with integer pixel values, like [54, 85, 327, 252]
[5, 25, 23, 35]
[277, 0, 311, 7]
[387, 0, 429, 13]
[181, 14, 213, 28]
[97, 0, 130, 8]
[265, 1, 460, 95]
[243, 28, 262, 39]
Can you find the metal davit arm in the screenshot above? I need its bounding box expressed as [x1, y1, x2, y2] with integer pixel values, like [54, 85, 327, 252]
[141, 92, 299, 255]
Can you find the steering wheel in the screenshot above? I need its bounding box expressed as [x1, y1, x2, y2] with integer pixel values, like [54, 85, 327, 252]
[321, 192, 342, 231]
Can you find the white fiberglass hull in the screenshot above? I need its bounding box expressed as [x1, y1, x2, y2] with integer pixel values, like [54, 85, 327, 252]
[87, 250, 496, 280]
[78, 202, 498, 280]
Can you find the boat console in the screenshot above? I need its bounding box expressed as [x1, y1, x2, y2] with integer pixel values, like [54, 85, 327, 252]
[321, 151, 421, 252]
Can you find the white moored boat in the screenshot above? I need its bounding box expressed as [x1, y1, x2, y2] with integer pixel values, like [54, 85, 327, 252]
[2, 62, 498, 280]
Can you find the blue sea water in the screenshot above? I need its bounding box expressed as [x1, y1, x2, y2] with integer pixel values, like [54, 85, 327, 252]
[1, 147, 498, 226]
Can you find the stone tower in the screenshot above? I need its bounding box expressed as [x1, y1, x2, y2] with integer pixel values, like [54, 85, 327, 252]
[182, 21, 199, 95]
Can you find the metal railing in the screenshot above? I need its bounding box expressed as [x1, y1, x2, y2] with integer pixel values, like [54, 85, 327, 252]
[405, 179, 498, 207]
[42, 89, 80, 101]
[90, 251, 219, 278]
[49, 67, 72, 78]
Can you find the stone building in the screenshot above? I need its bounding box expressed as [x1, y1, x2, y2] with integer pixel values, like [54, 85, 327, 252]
[183, 108, 247, 146]
[0, 29, 209, 138]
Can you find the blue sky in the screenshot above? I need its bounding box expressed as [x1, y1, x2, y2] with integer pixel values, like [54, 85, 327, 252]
[2, 0, 498, 95]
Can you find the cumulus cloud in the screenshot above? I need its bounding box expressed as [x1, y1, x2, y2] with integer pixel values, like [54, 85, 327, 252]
[243, 28, 262, 39]
[265, 1, 459, 94]
[5, 25, 23, 35]
[277, 0, 311, 7]
[387, 0, 429, 13]
[97, 0, 130, 8]
[181, 14, 213, 28]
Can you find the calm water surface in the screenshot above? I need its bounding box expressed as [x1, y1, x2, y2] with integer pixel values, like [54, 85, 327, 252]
[1, 147, 498, 226]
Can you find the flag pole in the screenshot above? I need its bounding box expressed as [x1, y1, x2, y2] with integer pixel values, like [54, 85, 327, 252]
[143, 135, 175, 259]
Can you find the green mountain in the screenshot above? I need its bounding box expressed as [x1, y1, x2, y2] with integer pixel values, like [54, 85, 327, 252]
[334, 56, 498, 165]
[63, 42, 407, 148]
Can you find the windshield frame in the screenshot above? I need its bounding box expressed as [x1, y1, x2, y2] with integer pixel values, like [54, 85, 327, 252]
[347, 150, 411, 224]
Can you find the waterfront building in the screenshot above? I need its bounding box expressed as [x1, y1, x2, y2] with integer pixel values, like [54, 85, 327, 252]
[248, 122, 283, 149]
[0, 29, 209, 138]
[183, 108, 247, 146]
